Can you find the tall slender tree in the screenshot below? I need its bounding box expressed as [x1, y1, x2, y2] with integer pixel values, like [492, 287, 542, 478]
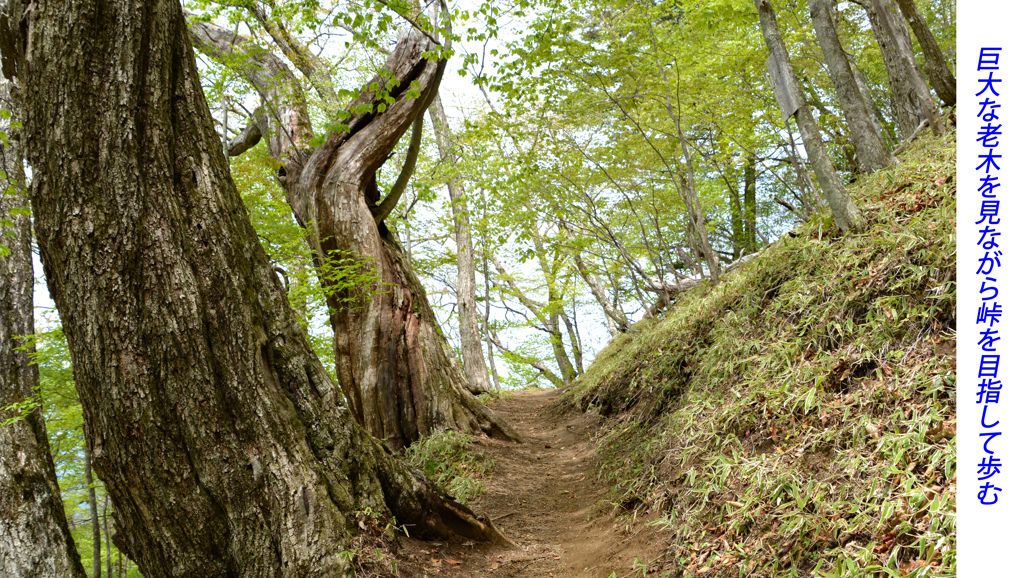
[809, 0, 894, 174]
[894, 0, 955, 106]
[0, 79, 88, 578]
[429, 97, 492, 394]
[84, 444, 101, 578]
[755, 0, 865, 233]
[0, 1, 509, 575]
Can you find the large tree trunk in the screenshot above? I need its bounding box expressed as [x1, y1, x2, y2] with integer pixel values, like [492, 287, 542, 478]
[860, 0, 940, 138]
[809, 0, 894, 174]
[756, 0, 865, 234]
[894, 0, 955, 107]
[1, 1, 510, 575]
[189, 16, 518, 450]
[0, 79, 88, 578]
[290, 36, 516, 448]
[428, 97, 491, 394]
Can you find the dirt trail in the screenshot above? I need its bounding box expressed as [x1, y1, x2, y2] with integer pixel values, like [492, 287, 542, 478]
[396, 389, 664, 577]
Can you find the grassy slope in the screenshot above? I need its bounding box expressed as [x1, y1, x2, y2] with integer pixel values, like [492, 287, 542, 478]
[561, 133, 956, 578]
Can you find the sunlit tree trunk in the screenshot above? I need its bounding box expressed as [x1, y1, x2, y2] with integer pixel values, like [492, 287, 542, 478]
[0, 78, 88, 578]
[1, 1, 510, 575]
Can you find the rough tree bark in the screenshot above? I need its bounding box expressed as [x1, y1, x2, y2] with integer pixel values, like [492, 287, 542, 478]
[0, 1, 510, 575]
[858, 0, 940, 137]
[756, 0, 865, 234]
[188, 12, 518, 449]
[893, 0, 955, 107]
[849, 56, 893, 147]
[809, 0, 895, 174]
[429, 97, 491, 394]
[0, 79, 88, 578]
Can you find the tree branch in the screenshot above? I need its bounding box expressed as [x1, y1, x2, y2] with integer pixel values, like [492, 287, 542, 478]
[372, 110, 425, 224]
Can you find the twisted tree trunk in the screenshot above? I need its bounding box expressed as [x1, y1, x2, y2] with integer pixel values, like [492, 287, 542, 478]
[0, 1, 510, 575]
[0, 78, 87, 578]
[189, 15, 518, 450]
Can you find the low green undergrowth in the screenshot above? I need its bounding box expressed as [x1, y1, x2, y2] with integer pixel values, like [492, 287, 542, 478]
[478, 389, 515, 405]
[564, 132, 956, 577]
[405, 431, 495, 503]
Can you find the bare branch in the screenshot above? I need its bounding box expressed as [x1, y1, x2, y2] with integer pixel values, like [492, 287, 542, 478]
[226, 121, 264, 157]
[774, 196, 809, 221]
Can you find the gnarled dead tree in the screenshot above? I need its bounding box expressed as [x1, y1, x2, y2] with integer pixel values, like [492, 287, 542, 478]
[187, 8, 519, 450]
[0, 0, 510, 575]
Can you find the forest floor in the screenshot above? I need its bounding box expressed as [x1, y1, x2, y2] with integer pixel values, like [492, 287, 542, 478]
[395, 388, 666, 577]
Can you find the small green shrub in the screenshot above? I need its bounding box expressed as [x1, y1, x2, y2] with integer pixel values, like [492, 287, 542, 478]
[405, 431, 494, 503]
